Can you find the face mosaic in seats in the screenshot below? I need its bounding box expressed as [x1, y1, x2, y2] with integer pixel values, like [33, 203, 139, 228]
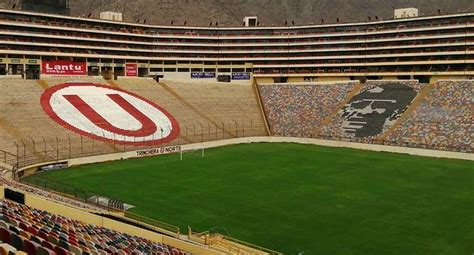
[340, 83, 417, 138]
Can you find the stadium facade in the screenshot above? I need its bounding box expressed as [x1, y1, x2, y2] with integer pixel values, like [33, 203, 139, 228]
[0, 8, 472, 83]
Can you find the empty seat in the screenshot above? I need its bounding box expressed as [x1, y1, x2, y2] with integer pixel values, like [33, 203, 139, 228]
[54, 246, 69, 255]
[1, 200, 190, 254]
[0, 228, 12, 244]
[0, 244, 16, 255]
[0, 221, 8, 229]
[36, 246, 55, 255]
[10, 232, 25, 250]
[23, 239, 40, 255]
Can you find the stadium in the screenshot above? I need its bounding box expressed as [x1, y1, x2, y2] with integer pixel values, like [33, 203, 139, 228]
[0, 0, 473, 254]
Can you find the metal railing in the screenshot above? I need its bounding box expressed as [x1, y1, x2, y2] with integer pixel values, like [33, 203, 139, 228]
[9, 117, 470, 171]
[19, 174, 182, 237]
[189, 228, 282, 255]
[124, 211, 180, 238]
[0, 150, 18, 168]
[20, 175, 125, 211]
[11, 119, 264, 169]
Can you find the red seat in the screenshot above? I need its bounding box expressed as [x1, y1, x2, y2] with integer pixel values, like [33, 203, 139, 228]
[0, 228, 12, 244]
[19, 222, 29, 231]
[54, 246, 69, 255]
[27, 226, 38, 236]
[23, 239, 40, 255]
[41, 240, 55, 251]
[37, 231, 48, 241]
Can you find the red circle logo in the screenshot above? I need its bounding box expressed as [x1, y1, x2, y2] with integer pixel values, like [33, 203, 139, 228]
[41, 83, 180, 146]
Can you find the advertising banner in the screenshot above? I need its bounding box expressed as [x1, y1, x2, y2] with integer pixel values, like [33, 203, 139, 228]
[136, 145, 181, 157]
[42, 61, 87, 75]
[191, 72, 215, 79]
[126, 63, 138, 76]
[231, 72, 251, 80]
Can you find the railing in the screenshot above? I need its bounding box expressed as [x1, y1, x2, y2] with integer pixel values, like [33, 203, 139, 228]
[10, 117, 471, 175]
[0, 149, 18, 168]
[20, 175, 126, 212]
[12, 119, 264, 169]
[189, 228, 282, 255]
[124, 211, 180, 238]
[220, 235, 283, 255]
[19, 174, 182, 237]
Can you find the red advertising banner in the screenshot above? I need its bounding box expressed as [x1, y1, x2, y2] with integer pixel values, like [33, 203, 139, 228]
[126, 64, 138, 76]
[42, 61, 87, 75]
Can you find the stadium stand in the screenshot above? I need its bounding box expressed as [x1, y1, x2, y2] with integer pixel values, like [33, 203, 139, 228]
[386, 80, 473, 152]
[0, 177, 99, 211]
[258, 82, 357, 137]
[0, 78, 118, 167]
[0, 77, 267, 167]
[0, 199, 189, 255]
[258, 80, 472, 152]
[118, 79, 268, 142]
[318, 80, 424, 141]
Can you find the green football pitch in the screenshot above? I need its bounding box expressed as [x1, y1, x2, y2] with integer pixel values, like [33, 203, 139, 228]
[33, 143, 474, 255]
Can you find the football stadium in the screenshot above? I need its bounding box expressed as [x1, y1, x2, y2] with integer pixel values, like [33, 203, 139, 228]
[0, 0, 473, 254]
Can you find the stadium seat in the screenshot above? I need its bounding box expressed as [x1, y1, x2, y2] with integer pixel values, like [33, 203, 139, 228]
[10, 232, 25, 250]
[0, 221, 8, 229]
[40, 240, 55, 251]
[0, 246, 7, 255]
[23, 239, 40, 255]
[0, 244, 17, 255]
[36, 246, 55, 255]
[0, 228, 12, 244]
[54, 246, 69, 255]
[0, 200, 190, 254]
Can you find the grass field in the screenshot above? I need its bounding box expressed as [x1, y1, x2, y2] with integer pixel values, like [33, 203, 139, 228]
[34, 143, 474, 255]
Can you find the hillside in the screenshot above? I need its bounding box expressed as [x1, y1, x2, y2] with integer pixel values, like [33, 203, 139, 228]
[68, 0, 474, 26]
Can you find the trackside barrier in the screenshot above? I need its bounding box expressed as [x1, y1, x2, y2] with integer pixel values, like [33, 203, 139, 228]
[179, 137, 474, 161]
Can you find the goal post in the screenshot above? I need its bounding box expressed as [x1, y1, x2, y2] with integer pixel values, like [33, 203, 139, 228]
[179, 147, 205, 161]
